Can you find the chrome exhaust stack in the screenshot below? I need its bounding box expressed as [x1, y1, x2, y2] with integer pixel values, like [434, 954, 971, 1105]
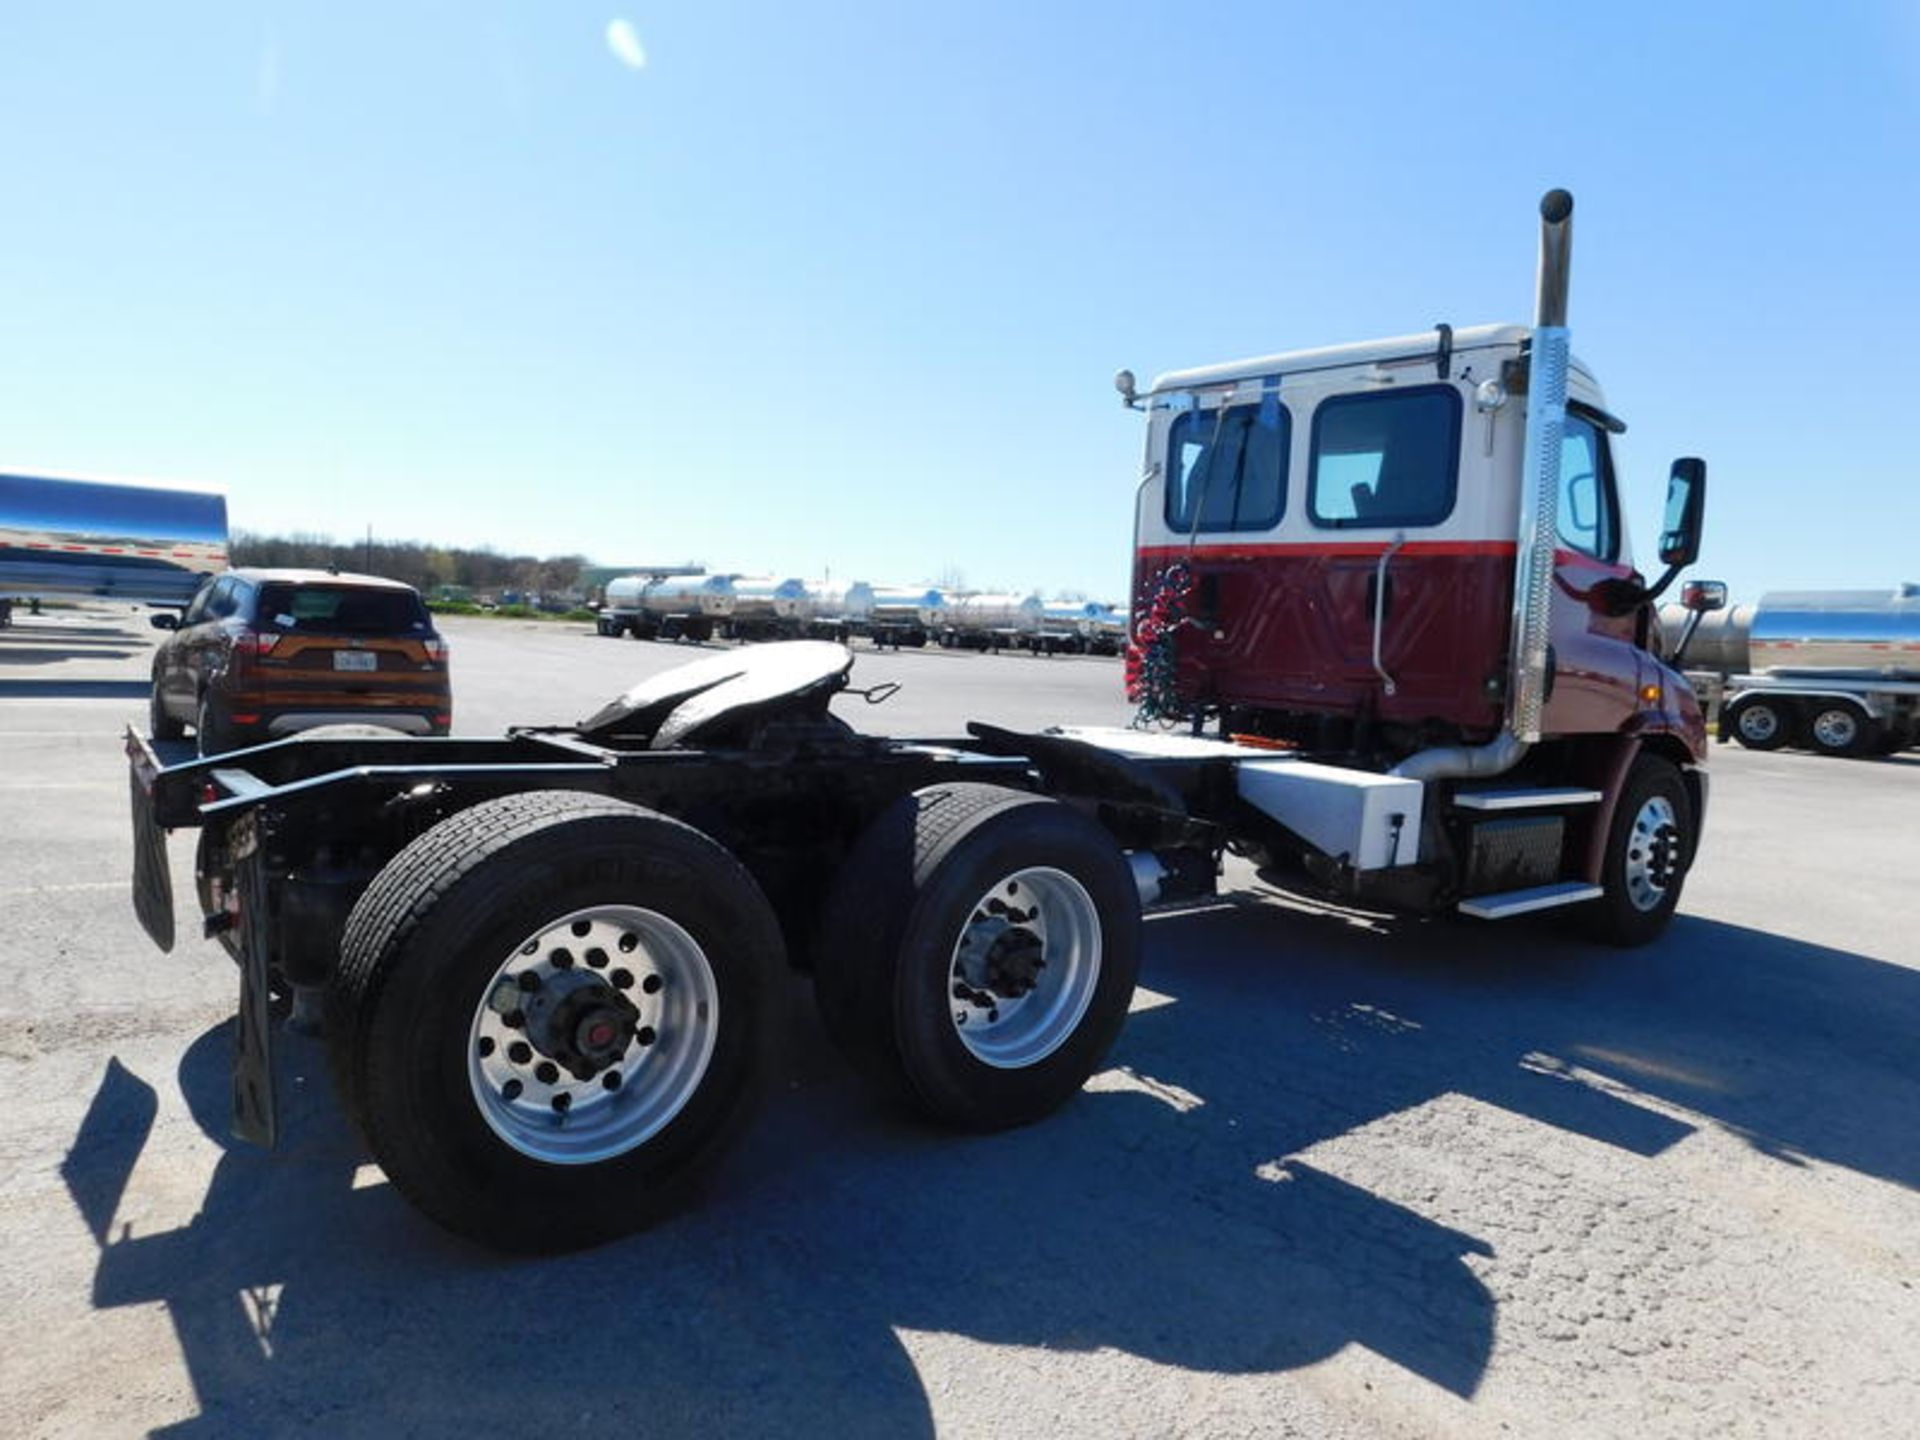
[1391, 188, 1573, 784]
[1507, 188, 1575, 745]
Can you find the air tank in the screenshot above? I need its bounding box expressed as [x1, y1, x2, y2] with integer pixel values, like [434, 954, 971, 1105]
[1660, 586, 1920, 678]
[869, 586, 949, 629]
[642, 574, 737, 618]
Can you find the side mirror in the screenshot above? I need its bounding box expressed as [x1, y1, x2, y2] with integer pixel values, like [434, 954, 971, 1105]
[1681, 579, 1728, 613]
[149, 613, 179, 631]
[1659, 457, 1707, 567]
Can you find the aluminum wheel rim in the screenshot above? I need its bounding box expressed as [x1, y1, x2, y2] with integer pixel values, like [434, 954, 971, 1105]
[1623, 796, 1682, 913]
[1736, 705, 1779, 743]
[1812, 708, 1858, 749]
[467, 904, 718, 1164]
[947, 866, 1101, 1069]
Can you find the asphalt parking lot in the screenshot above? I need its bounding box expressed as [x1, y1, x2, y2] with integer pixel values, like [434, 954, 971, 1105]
[3, 604, 1917, 1438]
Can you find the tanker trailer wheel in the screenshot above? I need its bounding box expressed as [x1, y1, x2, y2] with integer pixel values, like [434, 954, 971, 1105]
[328, 790, 783, 1252]
[815, 783, 1140, 1130]
[1582, 756, 1693, 947]
[1725, 695, 1792, 751]
[1806, 700, 1875, 757]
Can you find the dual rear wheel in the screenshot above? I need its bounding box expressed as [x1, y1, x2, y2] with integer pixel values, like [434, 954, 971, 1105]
[328, 784, 1139, 1251]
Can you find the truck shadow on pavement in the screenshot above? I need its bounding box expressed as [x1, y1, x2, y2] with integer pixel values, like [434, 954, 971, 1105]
[62, 900, 1920, 1437]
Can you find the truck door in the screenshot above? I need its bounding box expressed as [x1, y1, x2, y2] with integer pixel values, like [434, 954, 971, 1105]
[1541, 411, 1641, 734]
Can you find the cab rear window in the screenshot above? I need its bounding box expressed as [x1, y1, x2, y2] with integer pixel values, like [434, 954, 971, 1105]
[1308, 385, 1462, 529]
[255, 583, 431, 634]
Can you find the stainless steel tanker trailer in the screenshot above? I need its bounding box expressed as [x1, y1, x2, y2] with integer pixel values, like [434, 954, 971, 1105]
[599, 572, 736, 643]
[124, 188, 1717, 1254]
[939, 592, 1045, 651]
[1661, 586, 1920, 755]
[863, 586, 948, 647]
[1, 470, 228, 621]
[720, 576, 809, 643]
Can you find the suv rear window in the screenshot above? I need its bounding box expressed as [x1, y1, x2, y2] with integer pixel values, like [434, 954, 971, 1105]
[254, 583, 432, 635]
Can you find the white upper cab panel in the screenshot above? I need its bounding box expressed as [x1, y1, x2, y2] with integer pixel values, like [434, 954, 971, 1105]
[1134, 324, 1617, 554]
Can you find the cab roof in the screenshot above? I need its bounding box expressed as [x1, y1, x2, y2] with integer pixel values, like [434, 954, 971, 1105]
[1147, 322, 1598, 397]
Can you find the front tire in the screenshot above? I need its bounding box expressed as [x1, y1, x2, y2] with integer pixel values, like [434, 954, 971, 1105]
[150, 681, 185, 741]
[328, 791, 783, 1252]
[195, 693, 235, 755]
[1583, 755, 1693, 947]
[815, 783, 1140, 1130]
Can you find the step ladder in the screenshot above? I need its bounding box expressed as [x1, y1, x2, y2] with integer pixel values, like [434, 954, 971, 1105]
[1450, 786, 1604, 918]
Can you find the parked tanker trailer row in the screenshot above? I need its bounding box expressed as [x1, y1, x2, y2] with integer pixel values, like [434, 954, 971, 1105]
[1660, 586, 1920, 756]
[596, 571, 1123, 653]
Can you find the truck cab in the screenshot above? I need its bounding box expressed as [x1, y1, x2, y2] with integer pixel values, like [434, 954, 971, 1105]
[1130, 324, 1701, 761]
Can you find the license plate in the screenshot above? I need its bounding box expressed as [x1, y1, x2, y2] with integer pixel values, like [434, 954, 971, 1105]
[333, 650, 378, 672]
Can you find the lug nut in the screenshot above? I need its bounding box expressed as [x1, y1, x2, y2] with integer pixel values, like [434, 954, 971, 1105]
[550, 948, 574, 970]
[535, 1061, 560, 1084]
[502, 1010, 525, 1030]
[611, 969, 634, 990]
[502, 1078, 523, 1100]
[517, 970, 542, 992]
[508, 1041, 532, 1064]
[586, 948, 609, 969]
[641, 973, 664, 995]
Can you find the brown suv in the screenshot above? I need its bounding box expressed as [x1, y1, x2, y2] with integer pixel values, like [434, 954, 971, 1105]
[150, 568, 451, 753]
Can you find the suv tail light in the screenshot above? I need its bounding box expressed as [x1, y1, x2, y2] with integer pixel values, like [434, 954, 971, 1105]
[422, 636, 449, 664]
[232, 630, 283, 667]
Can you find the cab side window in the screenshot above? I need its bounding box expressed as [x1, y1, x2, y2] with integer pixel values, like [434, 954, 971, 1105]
[1557, 415, 1619, 562]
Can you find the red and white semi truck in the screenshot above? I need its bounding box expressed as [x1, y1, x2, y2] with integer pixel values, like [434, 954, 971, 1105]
[125, 190, 1718, 1251]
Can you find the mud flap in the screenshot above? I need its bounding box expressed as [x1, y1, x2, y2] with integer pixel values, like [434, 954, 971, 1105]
[231, 826, 277, 1148]
[127, 752, 175, 954]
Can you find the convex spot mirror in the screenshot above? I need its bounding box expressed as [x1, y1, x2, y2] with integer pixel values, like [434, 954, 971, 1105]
[1681, 579, 1728, 613]
[1659, 457, 1706, 567]
[149, 612, 180, 631]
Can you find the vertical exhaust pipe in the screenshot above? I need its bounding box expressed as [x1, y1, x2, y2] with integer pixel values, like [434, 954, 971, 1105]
[1507, 188, 1574, 745]
[1393, 188, 1573, 782]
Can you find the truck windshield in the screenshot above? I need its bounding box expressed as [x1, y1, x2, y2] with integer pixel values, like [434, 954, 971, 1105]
[1164, 402, 1289, 533]
[255, 583, 431, 635]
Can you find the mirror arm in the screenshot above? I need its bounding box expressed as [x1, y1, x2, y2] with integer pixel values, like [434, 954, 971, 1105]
[1640, 562, 1683, 605]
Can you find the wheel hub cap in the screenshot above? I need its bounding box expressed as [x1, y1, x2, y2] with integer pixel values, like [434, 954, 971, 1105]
[947, 867, 1102, 1070]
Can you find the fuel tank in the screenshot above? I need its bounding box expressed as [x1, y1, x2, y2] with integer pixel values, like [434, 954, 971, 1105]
[0, 471, 228, 604]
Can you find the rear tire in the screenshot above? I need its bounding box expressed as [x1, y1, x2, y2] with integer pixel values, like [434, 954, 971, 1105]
[815, 783, 1140, 1130]
[328, 791, 784, 1252]
[150, 682, 185, 741]
[1805, 700, 1873, 757]
[1726, 696, 1792, 751]
[1583, 755, 1693, 947]
[195, 693, 235, 755]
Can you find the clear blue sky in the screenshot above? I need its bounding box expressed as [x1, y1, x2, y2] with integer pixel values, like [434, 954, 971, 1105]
[2, 3, 1915, 604]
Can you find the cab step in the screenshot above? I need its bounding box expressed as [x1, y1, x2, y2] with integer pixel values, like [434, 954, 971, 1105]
[1457, 881, 1603, 920]
[1450, 786, 1602, 812]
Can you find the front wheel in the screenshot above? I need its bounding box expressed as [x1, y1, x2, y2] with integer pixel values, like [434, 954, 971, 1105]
[328, 791, 783, 1252]
[815, 783, 1140, 1130]
[195, 693, 236, 755]
[1582, 755, 1693, 947]
[150, 681, 184, 741]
